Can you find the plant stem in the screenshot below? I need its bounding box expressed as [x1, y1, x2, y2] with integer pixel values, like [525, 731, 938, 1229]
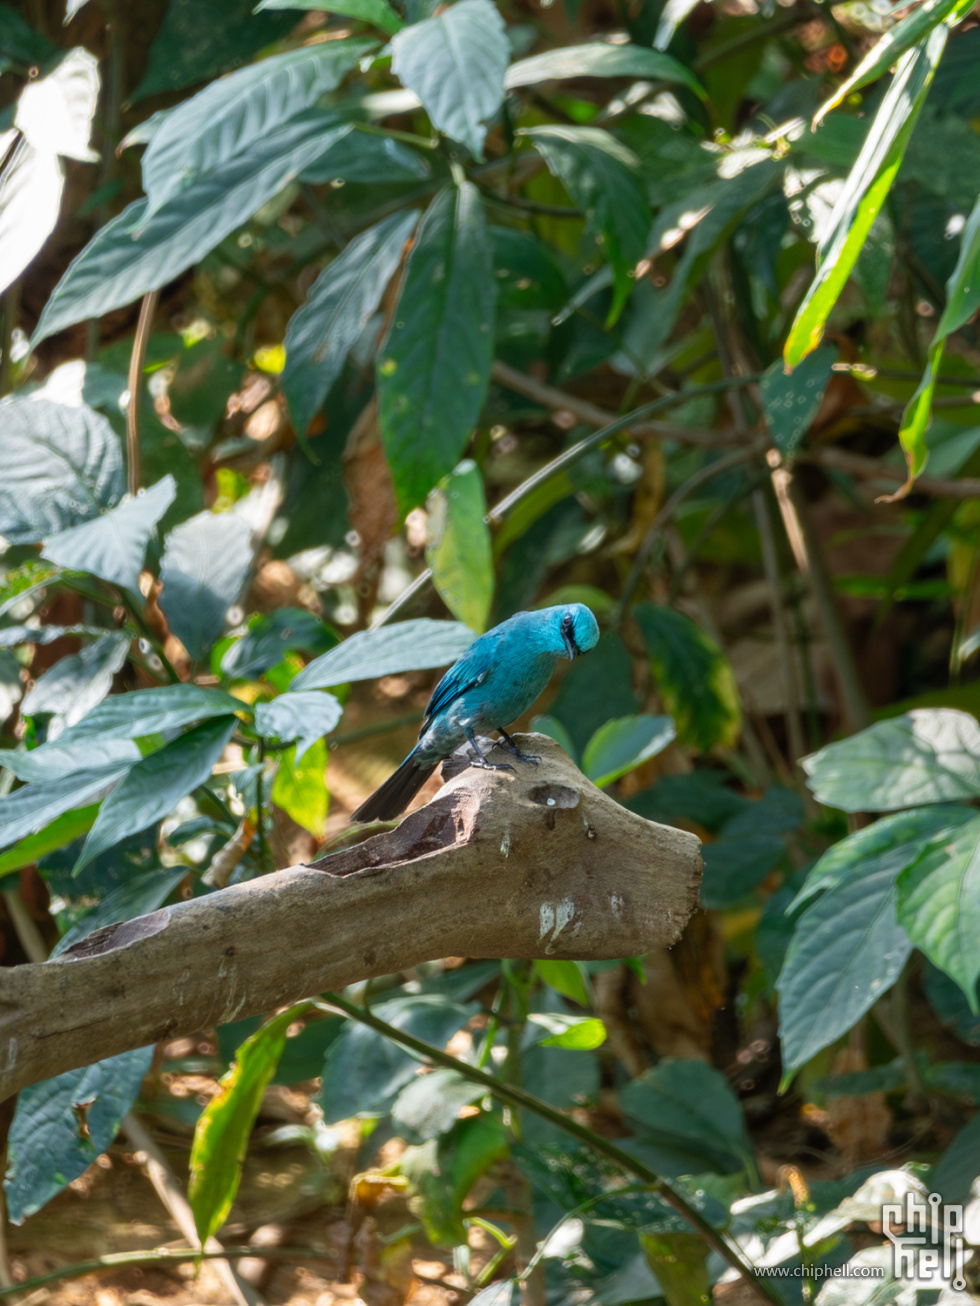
[0, 280, 20, 398]
[126, 290, 159, 497]
[319, 994, 782, 1306]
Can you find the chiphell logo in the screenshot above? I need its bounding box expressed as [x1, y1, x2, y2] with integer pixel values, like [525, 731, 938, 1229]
[882, 1191, 968, 1290]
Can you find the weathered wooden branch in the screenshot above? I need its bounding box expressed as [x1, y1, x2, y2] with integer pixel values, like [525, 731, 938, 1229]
[0, 735, 701, 1100]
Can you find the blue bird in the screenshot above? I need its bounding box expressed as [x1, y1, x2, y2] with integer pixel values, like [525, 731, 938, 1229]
[350, 603, 600, 823]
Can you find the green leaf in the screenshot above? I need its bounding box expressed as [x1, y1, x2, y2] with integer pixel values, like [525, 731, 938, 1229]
[377, 182, 496, 515]
[897, 814, 980, 1011]
[390, 1068, 485, 1141]
[33, 114, 353, 344]
[529, 715, 577, 760]
[319, 995, 477, 1123]
[53, 866, 189, 956]
[801, 708, 980, 812]
[42, 476, 176, 595]
[0, 397, 124, 543]
[255, 691, 343, 762]
[254, 0, 404, 34]
[21, 631, 129, 729]
[813, 0, 975, 125]
[528, 1012, 607, 1050]
[931, 1112, 980, 1204]
[75, 716, 238, 872]
[898, 192, 980, 485]
[775, 807, 974, 1072]
[523, 125, 648, 323]
[425, 460, 494, 633]
[299, 132, 430, 184]
[581, 714, 676, 788]
[131, 0, 298, 101]
[0, 805, 98, 878]
[389, 0, 508, 160]
[533, 959, 590, 1006]
[189, 1003, 309, 1245]
[760, 344, 837, 460]
[401, 1114, 509, 1245]
[271, 738, 328, 836]
[222, 609, 338, 680]
[634, 604, 741, 752]
[620, 1059, 754, 1175]
[0, 765, 133, 854]
[28, 683, 245, 755]
[5, 1047, 153, 1224]
[283, 209, 420, 437]
[293, 618, 474, 690]
[158, 510, 255, 660]
[142, 39, 375, 213]
[784, 29, 947, 369]
[505, 42, 704, 97]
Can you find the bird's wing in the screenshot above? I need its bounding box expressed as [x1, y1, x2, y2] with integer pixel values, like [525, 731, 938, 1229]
[421, 634, 497, 732]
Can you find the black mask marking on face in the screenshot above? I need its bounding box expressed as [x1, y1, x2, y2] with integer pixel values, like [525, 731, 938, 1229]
[560, 612, 580, 660]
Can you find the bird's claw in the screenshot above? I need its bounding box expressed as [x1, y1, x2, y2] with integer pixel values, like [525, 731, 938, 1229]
[472, 759, 516, 773]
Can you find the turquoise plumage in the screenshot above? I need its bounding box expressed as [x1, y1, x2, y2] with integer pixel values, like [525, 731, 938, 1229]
[350, 603, 600, 822]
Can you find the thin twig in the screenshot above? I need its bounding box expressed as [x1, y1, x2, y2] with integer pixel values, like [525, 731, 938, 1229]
[320, 994, 783, 1306]
[801, 446, 980, 499]
[126, 290, 160, 497]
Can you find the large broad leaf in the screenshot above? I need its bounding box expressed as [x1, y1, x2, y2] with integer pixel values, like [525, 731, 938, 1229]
[283, 209, 420, 437]
[42, 476, 176, 594]
[897, 192, 980, 487]
[389, 0, 508, 160]
[581, 714, 676, 788]
[634, 604, 741, 752]
[620, 1059, 755, 1175]
[0, 764, 132, 854]
[270, 738, 328, 836]
[0, 138, 64, 298]
[425, 460, 494, 633]
[221, 608, 338, 680]
[377, 182, 496, 515]
[142, 39, 375, 213]
[75, 715, 237, 872]
[760, 344, 837, 460]
[897, 814, 980, 1011]
[158, 510, 255, 660]
[813, 0, 975, 124]
[784, 28, 947, 368]
[33, 113, 352, 344]
[0, 806, 100, 879]
[255, 0, 403, 34]
[254, 690, 343, 763]
[300, 132, 430, 185]
[506, 42, 703, 96]
[5, 1046, 153, 1224]
[700, 787, 803, 909]
[802, 709, 980, 812]
[523, 125, 648, 323]
[319, 995, 477, 1123]
[390, 1068, 486, 1142]
[775, 807, 974, 1072]
[189, 1004, 307, 1245]
[29, 683, 244, 753]
[0, 397, 124, 543]
[293, 618, 473, 690]
[21, 631, 129, 729]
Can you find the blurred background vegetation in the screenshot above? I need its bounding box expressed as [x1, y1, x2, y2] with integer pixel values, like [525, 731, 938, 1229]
[3, 0, 980, 1300]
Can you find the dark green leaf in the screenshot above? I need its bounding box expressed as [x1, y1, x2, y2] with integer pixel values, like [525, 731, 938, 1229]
[402, 1114, 509, 1245]
[21, 632, 129, 728]
[158, 510, 255, 660]
[923, 960, 980, 1046]
[318, 995, 477, 1122]
[42, 476, 176, 594]
[930, 1113, 980, 1204]
[0, 397, 123, 543]
[581, 714, 676, 788]
[377, 182, 496, 515]
[625, 770, 748, 833]
[75, 716, 238, 872]
[142, 40, 376, 213]
[549, 631, 639, 756]
[300, 133, 430, 185]
[425, 459, 494, 632]
[0, 764, 132, 854]
[505, 42, 703, 97]
[293, 618, 473, 690]
[28, 683, 244, 754]
[222, 608, 338, 679]
[634, 603, 741, 752]
[5, 1047, 153, 1223]
[390, 0, 508, 160]
[254, 690, 343, 762]
[390, 1067, 485, 1141]
[701, 834, 786, 909]
[801, 708, 980, 812]
[283, 209, 420, 437]
[255, 0, 404, 34]
[523, 125, 648, 322]
[0, 739, 140, 781]
[53, 866, 188, 956]
[896, 814, 980, 1010]
[620, 1059, 754, 1175]
[189, 1003, 309, 1244]
[760, 344, 837, 460]
[33, 114, 353, 344]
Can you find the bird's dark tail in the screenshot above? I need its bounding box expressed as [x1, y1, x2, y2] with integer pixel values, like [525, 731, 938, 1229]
[350, 747, 439, 823]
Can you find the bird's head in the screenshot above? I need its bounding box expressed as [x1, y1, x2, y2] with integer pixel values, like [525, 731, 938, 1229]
[553, 603, 600, 661]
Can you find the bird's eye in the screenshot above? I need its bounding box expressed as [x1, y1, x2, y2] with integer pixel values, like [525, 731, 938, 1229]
[560, 613, 574, 636]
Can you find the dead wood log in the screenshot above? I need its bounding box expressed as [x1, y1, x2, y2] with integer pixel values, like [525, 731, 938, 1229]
[0, 734, 701, 1100]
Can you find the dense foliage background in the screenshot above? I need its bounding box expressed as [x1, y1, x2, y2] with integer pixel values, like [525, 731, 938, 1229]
[3, 0, 980, 1300]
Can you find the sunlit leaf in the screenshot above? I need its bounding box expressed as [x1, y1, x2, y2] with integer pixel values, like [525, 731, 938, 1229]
[158, 509, 255, 660]
[533, 959, 591, 1007]
[28, 683, 246, 755]
[293, 618, 474, 691]
[528, 1012, 607, 1050]
[0, 764, 133, 854]
[506, 42, 703, 97]
[581, 714, 676, 788]
[271, 738, 328, 837]
[425, 460, 494, 633]
[255, 691, 342, 762]
[22, 631, 129, 729]
[255, 0, 403, 34]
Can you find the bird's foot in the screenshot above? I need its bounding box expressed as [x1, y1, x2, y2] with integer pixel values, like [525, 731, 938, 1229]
[471, 759, 516, 773]
[495, 729, 541, 766]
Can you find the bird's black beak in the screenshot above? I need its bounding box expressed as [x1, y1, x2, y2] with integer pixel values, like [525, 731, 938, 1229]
[563, 629, 577, 660]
